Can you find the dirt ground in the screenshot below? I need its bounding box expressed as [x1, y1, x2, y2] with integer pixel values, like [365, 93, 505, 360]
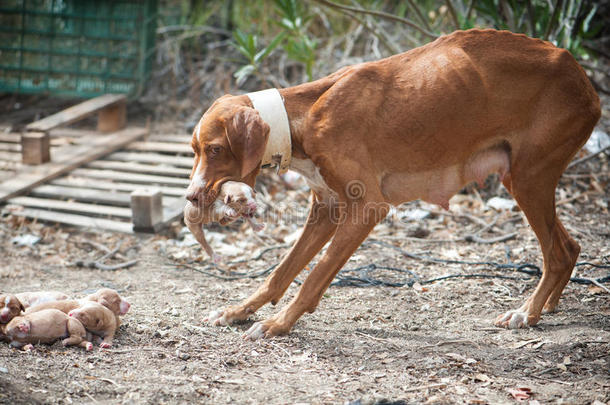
[0, 99, 609, 404]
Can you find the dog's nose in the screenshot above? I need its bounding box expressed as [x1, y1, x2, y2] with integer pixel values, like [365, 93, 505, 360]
[186, 192, 199, 203]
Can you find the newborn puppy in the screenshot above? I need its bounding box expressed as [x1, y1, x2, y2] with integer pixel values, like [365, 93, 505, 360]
[68, 302, 117, 349]
[84, 288, 130, 316]
[184, 181, 263, 263]
[26, 288, 130, 319]
[0, 294, 24, 324]
[5, 309, 92, 351]
[15, 291, 69, 308]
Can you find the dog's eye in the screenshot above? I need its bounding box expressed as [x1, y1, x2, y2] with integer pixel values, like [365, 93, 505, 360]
[206, 145, 222, 158]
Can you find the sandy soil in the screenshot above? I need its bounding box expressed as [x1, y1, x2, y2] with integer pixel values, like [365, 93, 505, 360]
[0, 162, 608, 405]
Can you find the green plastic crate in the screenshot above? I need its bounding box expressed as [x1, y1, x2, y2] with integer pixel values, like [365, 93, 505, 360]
[0, 0, 157, 98]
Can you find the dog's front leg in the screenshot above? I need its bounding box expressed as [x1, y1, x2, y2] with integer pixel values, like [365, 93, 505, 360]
[206, 195, 339, 326]
[243, 203, 389, 339]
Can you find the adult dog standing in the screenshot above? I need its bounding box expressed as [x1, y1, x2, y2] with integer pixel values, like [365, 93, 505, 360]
[186, 29, 600, 339]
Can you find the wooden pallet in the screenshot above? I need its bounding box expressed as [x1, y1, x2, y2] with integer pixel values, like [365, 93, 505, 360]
[0, 94, 194, 233]
[2, 133, 193, 233]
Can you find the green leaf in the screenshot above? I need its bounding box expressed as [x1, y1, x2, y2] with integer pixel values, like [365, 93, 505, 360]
[254, 32, 286, 64]
[234, 64, 256, 87]
[581, 4, 597, 34]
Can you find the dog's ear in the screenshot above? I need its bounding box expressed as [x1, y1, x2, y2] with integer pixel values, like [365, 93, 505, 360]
[225, 107, 269, 178]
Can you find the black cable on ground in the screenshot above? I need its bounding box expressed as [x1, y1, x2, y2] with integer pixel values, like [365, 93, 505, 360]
[172, 239, 610, 288]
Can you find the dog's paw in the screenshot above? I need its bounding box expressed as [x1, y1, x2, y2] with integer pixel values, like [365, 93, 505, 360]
[494, 310, 529, 329]
[205, 309, 232, 326]
[242, 318, 291, 340]
[243, 322, 267, 340]
[17, 322, 30, 334]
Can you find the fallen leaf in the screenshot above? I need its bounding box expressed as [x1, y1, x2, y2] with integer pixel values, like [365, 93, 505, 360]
[474, 373, 491, 383]
[507, 387, 532, 401]
[588, 285, 606, 295]
[532, 340, 552, 350]
[445, 353, 467, 363]
[512, 338, 541, 349]
[412, 282, 428, 292]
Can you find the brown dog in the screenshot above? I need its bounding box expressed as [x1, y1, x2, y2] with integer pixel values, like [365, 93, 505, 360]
[68, 302, 117, 348]
[188, 29, 600, 339]
[5, 309, 92, 351]
[184, 180, 263, 263]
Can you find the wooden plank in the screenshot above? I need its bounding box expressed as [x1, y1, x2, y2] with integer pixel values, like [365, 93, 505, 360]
[0, 143, 20, 152]
[49, 128, 100, 138]
[26, 94, 127, 133]
[108, 152, 194, 168]
[9, 196, 133, 218]
[0, 162, 20, 172]
[131, 189, 163, 232]
[51, 177, 186, 197]
[4, 208, 133, 233]
[71, 168, 190, 187]
[148, 134, 193, 143]
[31, 185, 132, 206]
[0, 170, 16, 179]
[97, 99, 126, 132]
[0, 152, 21, 162]
[21, 132, 50, 164]
[87, 160, 188, 177]
[0, 134, 21, 143]
[0, 126, 148, 202]
[126, 142, 193, 155]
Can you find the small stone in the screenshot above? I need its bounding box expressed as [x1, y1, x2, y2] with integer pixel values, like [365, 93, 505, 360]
[176, 350, 190, 361]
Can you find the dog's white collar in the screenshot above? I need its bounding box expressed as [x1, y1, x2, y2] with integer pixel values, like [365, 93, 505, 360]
[247, 88, 292, 174]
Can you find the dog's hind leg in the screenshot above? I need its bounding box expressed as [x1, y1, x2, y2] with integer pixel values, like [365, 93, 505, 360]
[206, 196, 338, 326]
[495, 144, 581, 328]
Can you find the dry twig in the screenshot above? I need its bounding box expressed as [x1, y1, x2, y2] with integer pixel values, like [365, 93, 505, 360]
[311, 0, 438, 39]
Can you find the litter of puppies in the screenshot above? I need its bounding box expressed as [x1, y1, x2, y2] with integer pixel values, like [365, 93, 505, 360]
[0, 288, 130, 351]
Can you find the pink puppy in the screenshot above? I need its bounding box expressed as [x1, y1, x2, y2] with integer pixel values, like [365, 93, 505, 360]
[15, 291, 69, 308]
[26, 288, 130, 325]
[1, 291, 69, 324]
[184, 181, 263, 264]
[84, 288, 130, 316]
[69, 302, 117, 349]
[5, 309, 92, 351]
